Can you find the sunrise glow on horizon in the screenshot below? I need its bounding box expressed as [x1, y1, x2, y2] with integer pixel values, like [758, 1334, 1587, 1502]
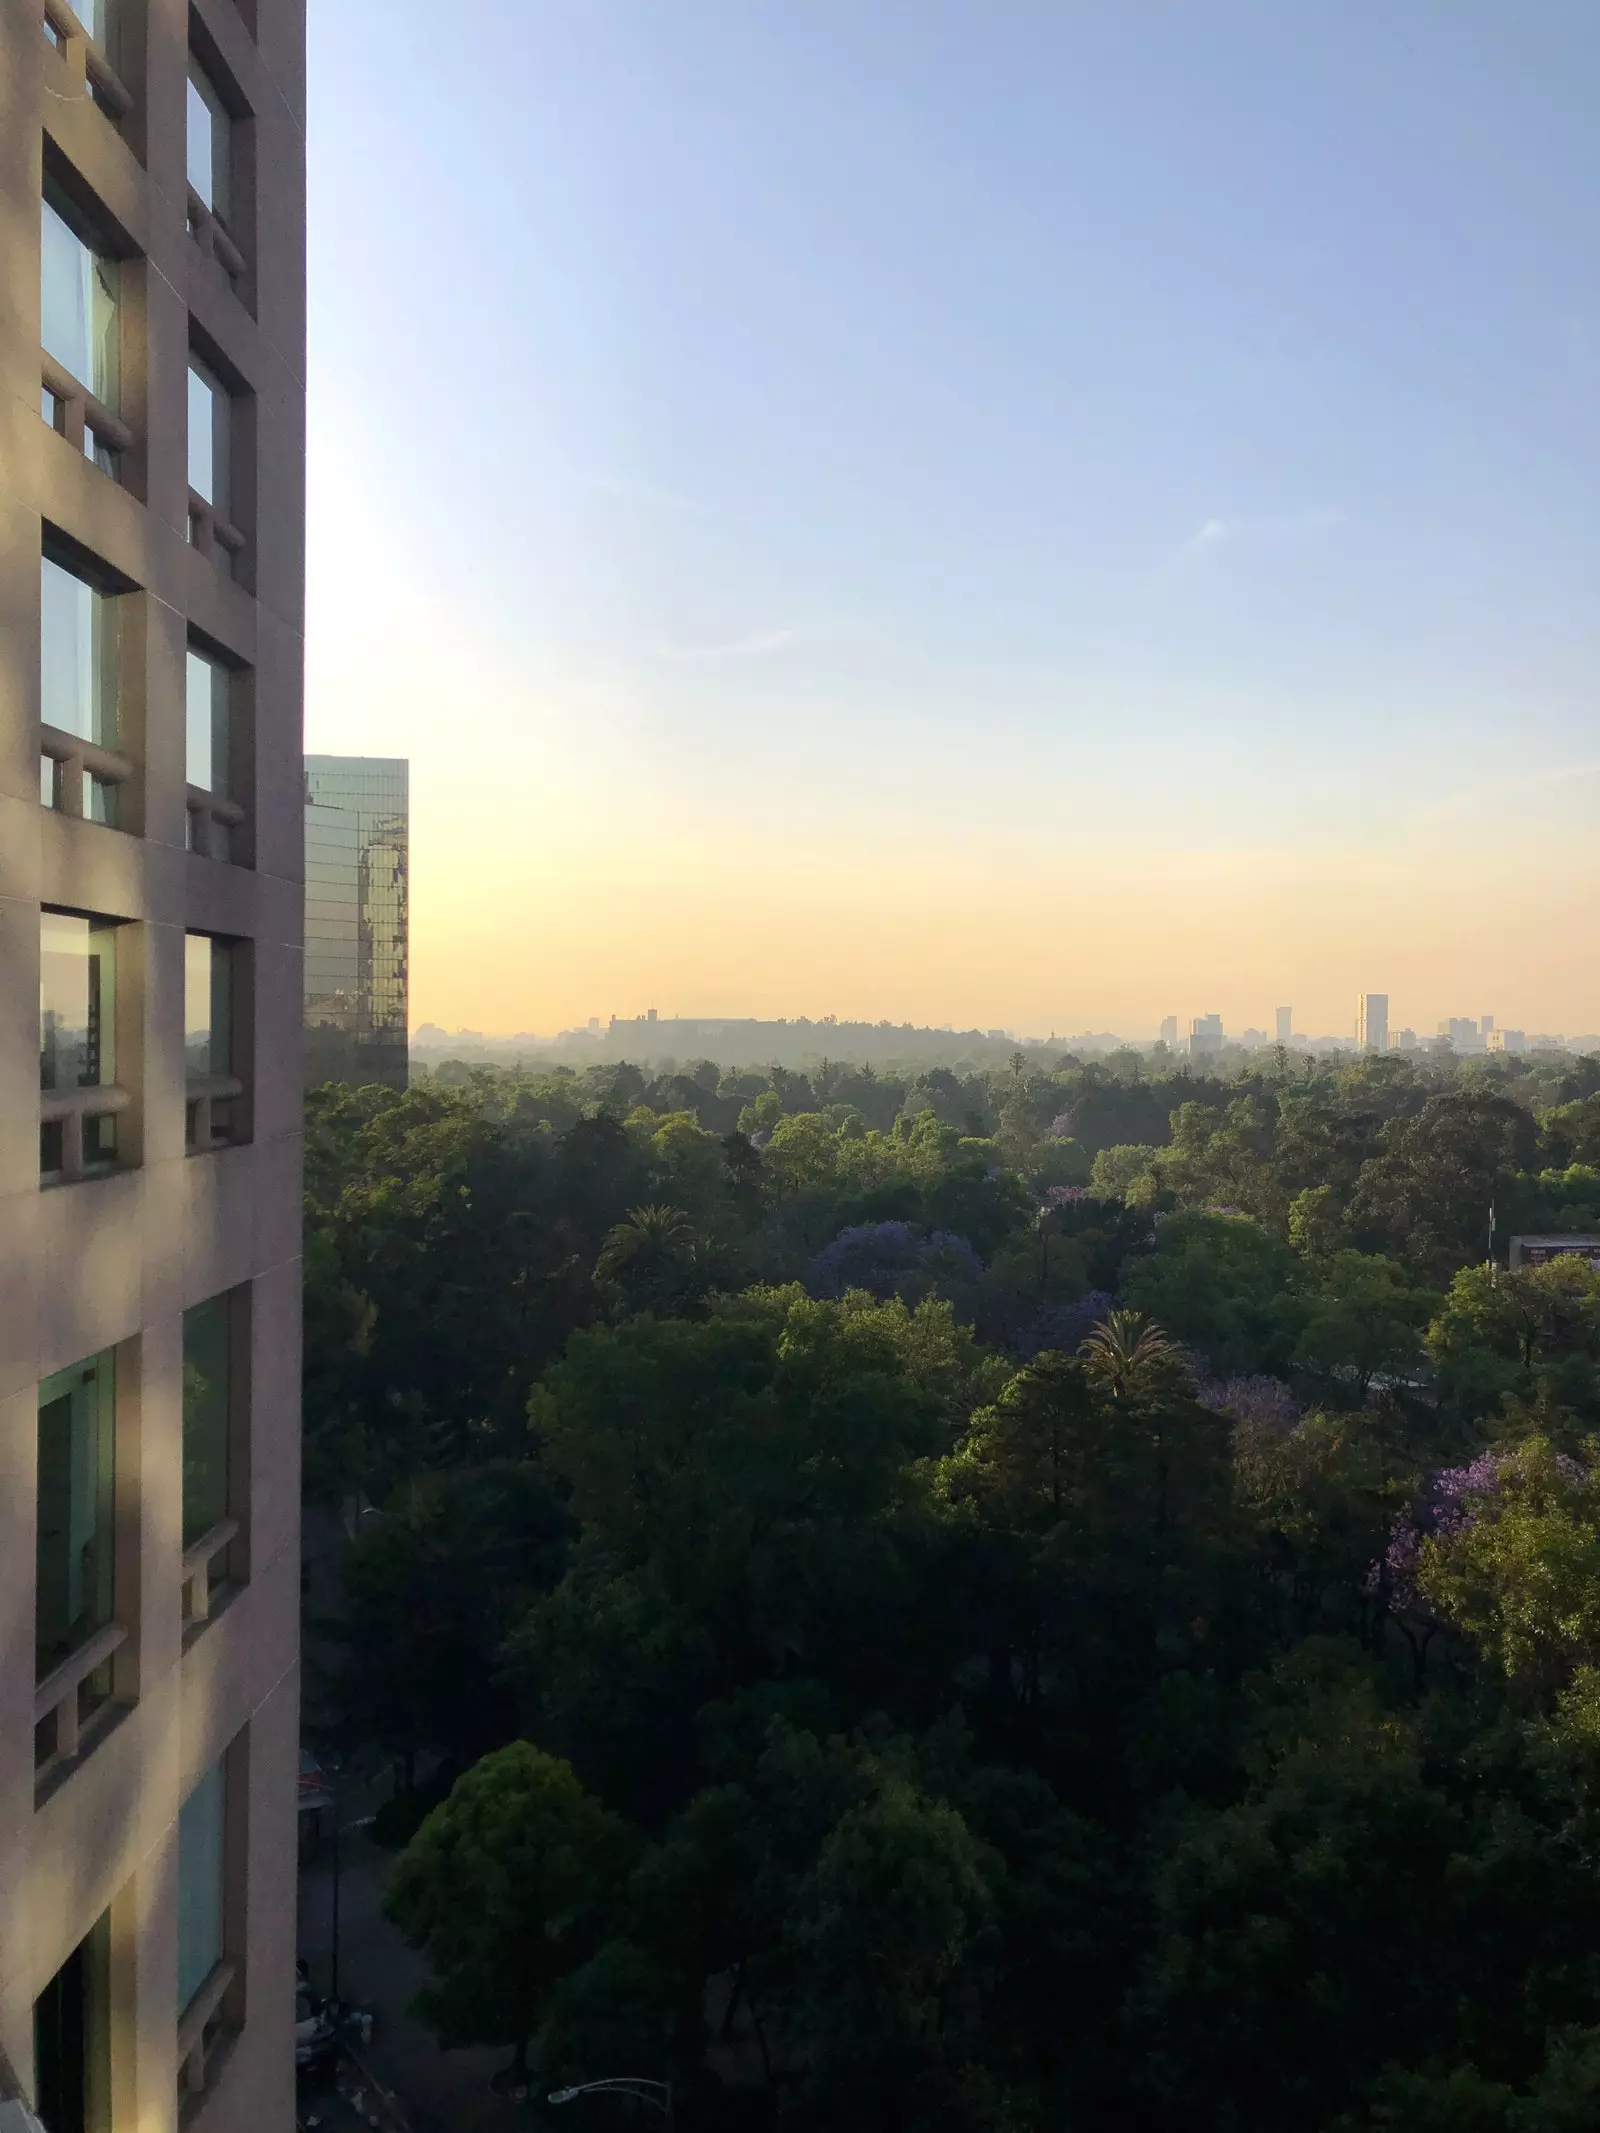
[304, 3, 1600, 1042]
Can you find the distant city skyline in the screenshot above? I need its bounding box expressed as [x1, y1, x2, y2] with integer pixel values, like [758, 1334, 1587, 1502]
[412, 995, 1600, 1053]
[306, 4, 1600, 1041]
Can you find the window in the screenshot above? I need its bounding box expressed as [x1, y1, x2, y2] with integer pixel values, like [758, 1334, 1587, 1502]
[186, 358, 243, 570]
[43, 0, 129, 120]
[40, 554, 122, 823]
[186, 649, 229, 795]
[178, 1761, 226, 2014]
[182, 1296, 233, 1607]
[187, 64, 231, 224]
[184, 934, 230, 1079]
[40, 911, 121, 1180]
[185, 646, 240, 858]
[36, 1351, 117, 1763]
[73, 0, 116, 51]
[176, 1753, 238, 2101]
[187, 359, 228, 512]
[41, 192, 120, 467]
[34, 1911, 112, 2133]
[185, 934, 239, 1148]
[186, 359, 240, 573]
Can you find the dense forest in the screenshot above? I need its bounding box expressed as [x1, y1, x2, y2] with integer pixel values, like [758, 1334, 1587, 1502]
[304, 1045, 1600, 2130]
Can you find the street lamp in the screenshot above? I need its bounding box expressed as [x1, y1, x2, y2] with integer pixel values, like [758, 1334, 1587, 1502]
[329, 1813, 375, 2005]
[548, 2078, 673, 2124]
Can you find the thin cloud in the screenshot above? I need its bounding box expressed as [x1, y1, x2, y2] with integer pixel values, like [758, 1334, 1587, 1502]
[1185, 507, 1346, 552]
[654, 628, 802, 662]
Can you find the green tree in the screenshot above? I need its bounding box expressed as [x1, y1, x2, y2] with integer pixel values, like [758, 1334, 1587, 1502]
[1292, 1250, 1434, 1396]
[786, 1778, 998, 2125]
[326, 1463, 566, 1781]
[1427, 1260, 1600, 1429]
[385, 1743, 639, 2072]
[1417, 1436, 1600, 1701]
[1120, 1212, 1304, 1375]
[594, 1203, 710, 1316]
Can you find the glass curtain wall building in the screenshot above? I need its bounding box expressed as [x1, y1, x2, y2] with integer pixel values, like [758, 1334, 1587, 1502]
[304, 756, 409, 1089]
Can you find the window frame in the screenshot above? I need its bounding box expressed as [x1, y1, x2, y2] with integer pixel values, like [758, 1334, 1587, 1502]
[39, 906, 130, 1185]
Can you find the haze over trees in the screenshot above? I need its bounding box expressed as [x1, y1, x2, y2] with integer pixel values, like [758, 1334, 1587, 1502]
[305, 1044, 1600, 2130]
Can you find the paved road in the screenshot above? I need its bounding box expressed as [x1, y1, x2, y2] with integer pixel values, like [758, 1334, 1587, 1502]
[300, 1796, 525, 2133]
[299, 2046, 411, 2132]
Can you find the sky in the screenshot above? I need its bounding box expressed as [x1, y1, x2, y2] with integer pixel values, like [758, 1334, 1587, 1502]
[303, 2, 1600, 1042]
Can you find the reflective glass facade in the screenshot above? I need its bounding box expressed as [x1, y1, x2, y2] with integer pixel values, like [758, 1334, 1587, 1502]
[304, 756, 408, 1089]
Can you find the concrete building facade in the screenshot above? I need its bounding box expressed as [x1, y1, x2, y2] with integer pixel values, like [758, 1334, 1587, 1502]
[1, 1, 305, 2126]
[1357, 992, 1388, 1054]
[303, 755, 408, 1091]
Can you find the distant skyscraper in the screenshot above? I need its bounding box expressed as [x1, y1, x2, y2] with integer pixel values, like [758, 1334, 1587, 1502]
[1480, 1014, 1495, 1037]
[304, 757, 410, 1088]
[1357, 993, 1389, 1054]
[1159, 1015, 1179, 1047]
[1275, 1006, 1292, 1045]
[1190, 1012, 1224, 1058]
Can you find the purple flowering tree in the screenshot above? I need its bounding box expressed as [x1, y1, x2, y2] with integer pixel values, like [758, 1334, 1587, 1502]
[807, 1221, 982, 1303]
[1197, 1374, 1301, 1452]
[1370, 1448, 1586, 1683]
[1016, 1290, 1115, 1361]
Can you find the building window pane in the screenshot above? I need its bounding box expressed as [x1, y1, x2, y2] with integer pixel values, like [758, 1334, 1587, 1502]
[41, 556, 117, 747]
[41, 196, 118, 409]
[34, 1911, 113, 2133]
[40, 912, 117, 1092]
[185, 648, 230, 795]
[36, 1350, 116, 1685]
[182, 1297, 230, 1550]
[177, 1760, 226, 2014]
[184, 935, 230, 1081]
[40, 912, 119, 1174]
[187, 360, 229, 513]
[78, 0, 116, 51]
[186, 67, 231, 221]
[303, 759, 410, 1090]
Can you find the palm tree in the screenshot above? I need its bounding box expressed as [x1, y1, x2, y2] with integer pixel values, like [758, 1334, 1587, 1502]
[594, 1204, 702, 1311]
[1079, 1307, 1185, 1401]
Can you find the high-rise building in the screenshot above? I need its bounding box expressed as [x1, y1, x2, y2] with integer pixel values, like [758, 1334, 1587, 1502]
[303, 756, 409, 1089]
[1357, 993, 1389, 1054]
[1159, 1015, 1178, 1047]
[1480, 1014, 1495, 1038]
[1275, 1006, 1292, 1045]
[1190, 1012, 1224, 1057]
[1, 4, 304, 2125]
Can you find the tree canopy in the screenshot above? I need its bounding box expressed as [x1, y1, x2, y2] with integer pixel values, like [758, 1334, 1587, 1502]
[306, 1044, 1600, 2129]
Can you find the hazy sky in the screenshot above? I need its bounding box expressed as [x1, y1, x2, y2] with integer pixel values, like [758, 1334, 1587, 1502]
[304, 2, 1600, 1041]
